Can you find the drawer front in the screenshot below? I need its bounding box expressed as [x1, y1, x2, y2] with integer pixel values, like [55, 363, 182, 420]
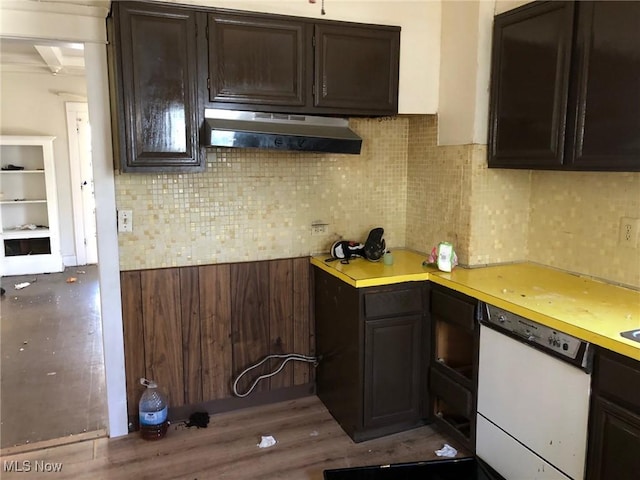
[595, 350, 640, 412]
[363, 286, 424, 319]
[431, 288, 476, 331]
[430, 366, 473, 417]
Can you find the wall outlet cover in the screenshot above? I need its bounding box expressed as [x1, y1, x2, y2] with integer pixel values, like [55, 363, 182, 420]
[118, 210, 133, 233]
[311, 223, 328, 236]
[618, 217, 639, 248]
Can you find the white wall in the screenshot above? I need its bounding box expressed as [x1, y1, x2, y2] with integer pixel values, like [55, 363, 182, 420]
[0, 72, 86, 264]
[437, 0, 534, 145]
[437, 0, 494, 145]
[438, 0, 481, 145]
[494, 0, 532, 16]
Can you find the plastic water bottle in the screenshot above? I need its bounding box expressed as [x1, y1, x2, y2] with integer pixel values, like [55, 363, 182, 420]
[138, 378, 169, 440]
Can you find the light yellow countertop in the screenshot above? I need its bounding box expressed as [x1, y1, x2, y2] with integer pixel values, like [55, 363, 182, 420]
[310, 250, 640, 361]
[311, 249, 435, 287]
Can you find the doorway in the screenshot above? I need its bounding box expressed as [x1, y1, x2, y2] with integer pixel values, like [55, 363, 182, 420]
[0, 1, 129, 442]
[66, 102, 98, 266]
[0, 39, 107, 451]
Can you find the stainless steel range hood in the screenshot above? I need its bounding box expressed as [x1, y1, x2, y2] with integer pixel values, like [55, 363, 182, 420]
[204, 109, 362, 155]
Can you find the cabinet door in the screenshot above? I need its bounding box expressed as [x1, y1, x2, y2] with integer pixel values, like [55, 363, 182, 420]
[566, 1, 640, 171]
[208, 13, 311, 108]
[363, 314, 421, 429]
[314, 24, 400, 115]
[110, 2, 201, 172]
[587, 396, 640, 480]
[488, 1, 574, 168]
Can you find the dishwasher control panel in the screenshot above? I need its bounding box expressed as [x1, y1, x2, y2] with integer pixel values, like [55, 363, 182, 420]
[484, 304, 584, 360]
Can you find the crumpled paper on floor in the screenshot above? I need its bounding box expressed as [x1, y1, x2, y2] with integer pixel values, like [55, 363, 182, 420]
[257, 435, 276, 448]
[435, 443, 457, 457]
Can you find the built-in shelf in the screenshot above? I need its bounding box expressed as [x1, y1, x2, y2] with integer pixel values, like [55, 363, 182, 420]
[0, 135, 63, 276]
[3, 228, 51, 240]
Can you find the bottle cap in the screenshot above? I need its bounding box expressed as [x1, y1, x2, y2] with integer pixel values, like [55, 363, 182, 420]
[140, 378, 158, 388]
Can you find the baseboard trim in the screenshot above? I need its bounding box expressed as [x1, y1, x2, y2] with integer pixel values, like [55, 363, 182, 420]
[127, 383, 316, 431]
[0, 428, 107, 457]
[171, 383, 316, 421]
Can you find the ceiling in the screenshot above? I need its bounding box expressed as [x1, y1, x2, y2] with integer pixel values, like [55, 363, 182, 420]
[0, 38, 86, 75]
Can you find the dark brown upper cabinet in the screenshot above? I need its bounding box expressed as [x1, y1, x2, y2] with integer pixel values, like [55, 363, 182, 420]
[108, 2, 203, 172]
[207, 13, 312, 108]
[314, 24, 400, 114]
[488, 1, 574, 169]
[205, 12, 400, 116]
[565, 1, 640, 170]
[488, 1, 640, 171]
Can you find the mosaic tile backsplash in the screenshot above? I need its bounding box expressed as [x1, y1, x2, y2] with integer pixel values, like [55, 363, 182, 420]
[404, 116, 639, 288]
[406, 116, 531, 267]
[115, 117, 409, 269]
[116, 115, 639, 288]
[528, 171, 640, 287]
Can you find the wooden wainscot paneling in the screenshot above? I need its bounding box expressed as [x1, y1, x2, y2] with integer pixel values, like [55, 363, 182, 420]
[200, 263, 232, 401]
[141, 269, 185, 408]
[120, 257, 314, 426]
[293, 257, 314, 384]
[269, 259, 295, 390]
[120, 270, 145, 422]
[231, 261, 271, 395]
[180, 267, 202, 405]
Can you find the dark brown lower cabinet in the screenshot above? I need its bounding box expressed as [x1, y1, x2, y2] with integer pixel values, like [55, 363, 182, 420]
[364, 315, 422, 430]
[314, 267, 428, 442]
[120, 257, 314, 428]
[587, 348, 640, 480]
[429, 284, 479, 451]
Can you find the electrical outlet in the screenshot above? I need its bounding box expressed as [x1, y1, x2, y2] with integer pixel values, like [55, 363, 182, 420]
[618, 217, 639, 248]
[118, 209, 133, 233]
[311, 223, 328, 236]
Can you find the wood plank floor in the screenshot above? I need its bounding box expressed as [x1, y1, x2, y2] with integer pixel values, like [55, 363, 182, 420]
[0, 396, 471, 479]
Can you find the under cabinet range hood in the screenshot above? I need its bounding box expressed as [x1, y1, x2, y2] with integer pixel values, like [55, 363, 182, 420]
[204, 109, 362, 155]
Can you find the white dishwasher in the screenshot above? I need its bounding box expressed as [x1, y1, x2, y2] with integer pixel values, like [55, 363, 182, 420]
[476, 304, 593, 480]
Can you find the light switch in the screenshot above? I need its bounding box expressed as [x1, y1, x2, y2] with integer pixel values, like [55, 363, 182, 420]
[118, 209, 133, 233]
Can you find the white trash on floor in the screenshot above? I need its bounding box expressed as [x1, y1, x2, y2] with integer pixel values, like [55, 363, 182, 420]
[435, 443, 457, 457]
[257, 435, 277, 448]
